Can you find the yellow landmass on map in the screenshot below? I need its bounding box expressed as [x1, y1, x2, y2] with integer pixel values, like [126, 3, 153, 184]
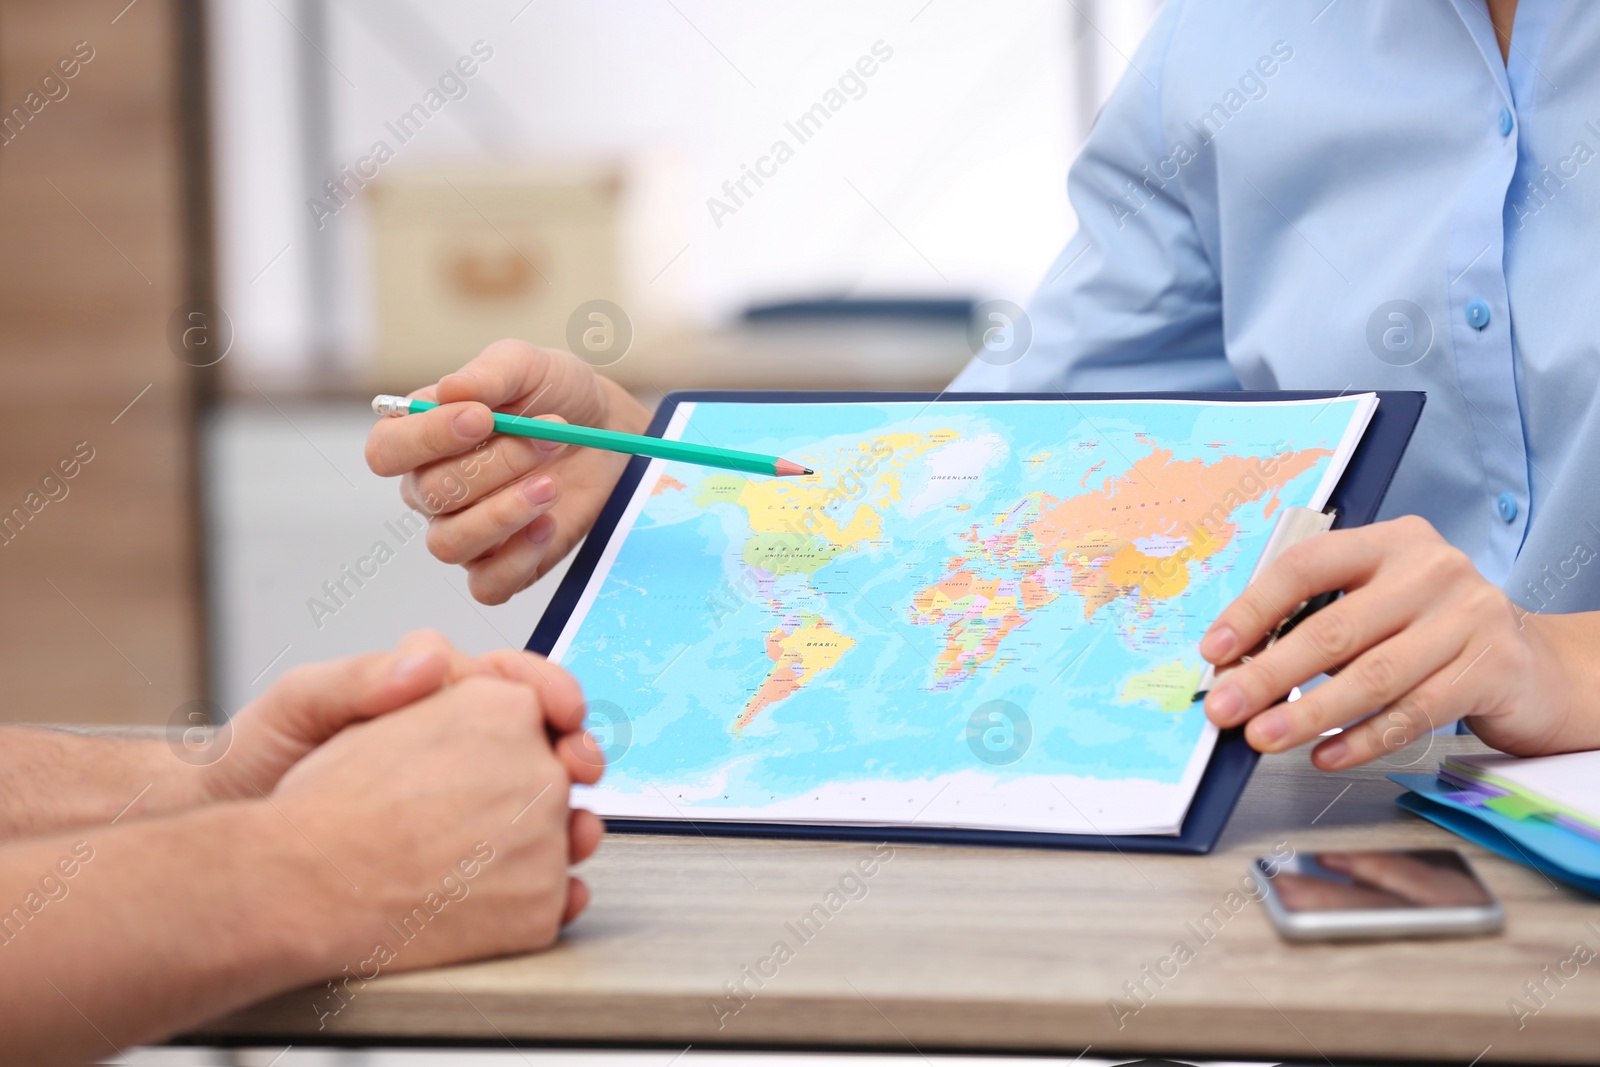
[1106, 540, 1190, 599]
[734, 615, 856, 733]
[695, 430, 960, 577]
[1118, 660, 1204, 712]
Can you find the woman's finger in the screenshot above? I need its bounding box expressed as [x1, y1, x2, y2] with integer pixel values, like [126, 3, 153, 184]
[405, 432, 562, 516]
[1204, 577, 1421, 728]
[1245, 621, 1466, 755]
[1310, 664, 1468, 770]
[425, 474, 561, 566]
[1201, 527, 1385, 665]
[464, 515, 558, 606]
[367, 400, 494, 478]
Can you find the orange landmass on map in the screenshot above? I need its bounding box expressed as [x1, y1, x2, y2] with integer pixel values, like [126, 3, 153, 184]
[733, 614, 857, 733]
[651, 474, 686, 496]
[1030, 447, 1328, 554]
[911, 445, 1333, 683]
[1031, 446, 1332, 618]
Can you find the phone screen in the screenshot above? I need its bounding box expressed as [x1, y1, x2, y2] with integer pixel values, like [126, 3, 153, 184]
[1264, 849, 1494, 912]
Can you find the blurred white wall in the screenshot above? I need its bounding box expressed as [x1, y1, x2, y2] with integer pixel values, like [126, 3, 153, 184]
[209, 0, 1162, 383]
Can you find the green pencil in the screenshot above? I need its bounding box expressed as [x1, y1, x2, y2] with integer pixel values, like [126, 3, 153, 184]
[371, 395, 814, 478]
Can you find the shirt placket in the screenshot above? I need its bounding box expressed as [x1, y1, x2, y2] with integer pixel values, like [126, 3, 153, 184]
[1443, 1, 1535, 585]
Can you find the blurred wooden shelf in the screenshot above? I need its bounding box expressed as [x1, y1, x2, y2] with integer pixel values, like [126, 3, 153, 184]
[0, 0, 204, 725]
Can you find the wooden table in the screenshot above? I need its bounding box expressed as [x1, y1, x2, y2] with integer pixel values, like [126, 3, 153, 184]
[196, 736, 1600, 1063]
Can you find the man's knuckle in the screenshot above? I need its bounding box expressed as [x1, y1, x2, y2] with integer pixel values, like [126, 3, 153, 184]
[459, 675, 529, 713]
[402, 627, 450, 652]
[528, 910, 563, 950]
[495, 677, 540, 717]
[542, 753, 573, 792]
[453, 675, 498, 699]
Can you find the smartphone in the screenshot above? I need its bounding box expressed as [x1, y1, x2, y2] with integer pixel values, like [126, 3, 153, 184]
[1255, 848, 1504, 941]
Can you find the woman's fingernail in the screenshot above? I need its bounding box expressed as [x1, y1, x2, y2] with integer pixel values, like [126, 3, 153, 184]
[537, 438, 564, 453]
[453, 407, 490, 438]
[1200, 624, 1237, 662]
[1252, 710, 1289, 747]
[1205, 683, 1243, 724]
[528, 520, 555, 545]
[1316, 738, 1349, 768]
[393, 654, 433, 681]
[523, 476, 557, 507]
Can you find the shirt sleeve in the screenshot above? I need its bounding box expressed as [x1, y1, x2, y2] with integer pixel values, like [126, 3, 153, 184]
[951, 0, 1236, 393]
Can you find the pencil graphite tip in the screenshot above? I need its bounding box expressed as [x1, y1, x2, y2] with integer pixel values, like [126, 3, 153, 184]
[774, 459, 812, 477]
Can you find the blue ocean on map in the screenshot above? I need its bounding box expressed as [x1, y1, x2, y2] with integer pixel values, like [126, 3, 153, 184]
[556, 398, 1363, 808]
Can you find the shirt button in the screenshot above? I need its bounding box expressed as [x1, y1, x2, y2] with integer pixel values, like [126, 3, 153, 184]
[1466, 298, 1492, 329]
[1498, 107, 1515, 137]
[1497, 492, 1518, 523]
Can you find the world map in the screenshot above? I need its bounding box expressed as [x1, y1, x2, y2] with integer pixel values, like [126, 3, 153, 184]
[553, 397, 1371, 830]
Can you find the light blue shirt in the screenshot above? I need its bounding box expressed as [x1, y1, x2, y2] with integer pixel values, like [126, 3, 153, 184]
[953, 0, 1600, 614]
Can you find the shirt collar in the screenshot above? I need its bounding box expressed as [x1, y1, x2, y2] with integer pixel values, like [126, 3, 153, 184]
[1447, 0, 1561, 108]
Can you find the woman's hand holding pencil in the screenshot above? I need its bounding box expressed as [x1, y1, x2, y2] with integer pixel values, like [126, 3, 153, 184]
[370, 398, 812, 477]
[365, 339, 656, 605]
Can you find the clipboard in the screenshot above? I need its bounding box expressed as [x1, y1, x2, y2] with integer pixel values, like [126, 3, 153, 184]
[528, 389, 1426, 854]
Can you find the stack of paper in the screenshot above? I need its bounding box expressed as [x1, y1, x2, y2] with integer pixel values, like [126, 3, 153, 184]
[1390, 751, 1600, 897]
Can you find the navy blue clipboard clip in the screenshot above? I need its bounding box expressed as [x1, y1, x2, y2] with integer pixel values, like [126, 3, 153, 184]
[528, 390, 1426, 855]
